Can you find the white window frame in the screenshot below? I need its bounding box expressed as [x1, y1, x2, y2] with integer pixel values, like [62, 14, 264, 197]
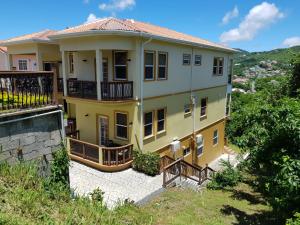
[114, 51, 127, 81]
[144, 111, 154, 138]
[213, 57, 224, 76]
[18, 59, 28, 71]
[183, 54, 191, 65]
[157, 52, 168, 80]
[115, 112, 128, 140]
[197, 138, 204, 157]
[213, 130, 219, 146]
[194, 55, 202, 66]
[157, 108, 166, 133]
[144, 51, 155, 81]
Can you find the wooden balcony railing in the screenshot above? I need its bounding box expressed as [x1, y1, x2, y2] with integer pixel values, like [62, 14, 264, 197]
[0, 71, 56, 111]
[69, 138, 100, 163]
[67, 80, 97, 99]
[101, 81, 133, 100]
[102, 144, 133, 166]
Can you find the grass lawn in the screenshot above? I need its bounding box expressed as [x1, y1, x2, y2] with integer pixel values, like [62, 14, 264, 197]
[0, 162, 280, 225]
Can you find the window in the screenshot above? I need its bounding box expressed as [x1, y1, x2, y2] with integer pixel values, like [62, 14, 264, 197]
[144, 111, 153, 137]
[183, 147, 191, 156]
[213, 57, 224, 75]
[197, 138, 204, 156]
[183, 54, 191, 65]
[194, 55, 202, 66]
[68, 53, 74, 74]
[158, 52, 168, 79]
[114, 51, 127, 80]
[18, 60, 28, 71]
[228, 59, 233, 84]
[157, 108, 166, 133]
[115, 112, 128, 139]
[200, 98, 207, 117]
[213, 130, 219, 145]
[144, 51, 155, 80]
[184, 104, 191, 114]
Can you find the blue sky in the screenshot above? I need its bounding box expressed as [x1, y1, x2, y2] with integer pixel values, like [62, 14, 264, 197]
[0, 0, 299, 52]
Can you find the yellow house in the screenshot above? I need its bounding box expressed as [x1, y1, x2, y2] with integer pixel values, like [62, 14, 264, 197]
[3, 18, 235, 172]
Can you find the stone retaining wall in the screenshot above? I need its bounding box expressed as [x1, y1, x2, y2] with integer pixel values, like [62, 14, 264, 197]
[0, 106, 63, 165]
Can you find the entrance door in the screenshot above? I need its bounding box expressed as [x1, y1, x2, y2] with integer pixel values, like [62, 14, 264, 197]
[98, 115, 109, 146]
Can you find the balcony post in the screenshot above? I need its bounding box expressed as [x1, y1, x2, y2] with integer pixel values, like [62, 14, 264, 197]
[62, 51, 68, 96]
[95, 49, 103, 101]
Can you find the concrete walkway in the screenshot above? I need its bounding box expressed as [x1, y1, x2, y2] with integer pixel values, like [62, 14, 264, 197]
[69, 161, 164, 208]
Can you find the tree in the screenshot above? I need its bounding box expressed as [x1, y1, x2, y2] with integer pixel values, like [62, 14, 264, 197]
[290, 55, 300, 97]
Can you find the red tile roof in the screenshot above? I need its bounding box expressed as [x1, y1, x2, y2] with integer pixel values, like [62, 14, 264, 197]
[53, 18, 234, 52]
[1, 30, 56, 45]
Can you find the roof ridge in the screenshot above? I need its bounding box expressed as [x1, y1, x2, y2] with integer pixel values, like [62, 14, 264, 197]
[3, 29, 54, 42]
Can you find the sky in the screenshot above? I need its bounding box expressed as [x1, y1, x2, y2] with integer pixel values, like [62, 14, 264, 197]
[0, 0, 299, 52]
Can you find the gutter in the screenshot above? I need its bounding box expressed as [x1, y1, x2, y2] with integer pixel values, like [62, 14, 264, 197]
[139, 35, 152, 151]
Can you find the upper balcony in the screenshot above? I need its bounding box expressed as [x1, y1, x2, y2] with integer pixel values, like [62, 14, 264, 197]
[61, 50, 135, 101]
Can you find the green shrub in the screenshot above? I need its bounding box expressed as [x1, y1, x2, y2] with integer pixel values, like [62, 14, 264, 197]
[90, 188, 105, 205]
[132, 150, 160, 176]
[207, 160, 242, 190]
[286, 213, 300, 225]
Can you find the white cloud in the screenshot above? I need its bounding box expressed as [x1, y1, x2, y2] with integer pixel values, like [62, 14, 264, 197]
[220, 2, 284, 43]
[99, 0, 135, 11]
[222, 6, 239, 25]
[83, 0, 89, 4]
[282, 37, 300, 47]
[85, 13, 98, 23]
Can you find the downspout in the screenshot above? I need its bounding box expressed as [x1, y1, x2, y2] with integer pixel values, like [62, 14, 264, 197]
[139, 35, 152, 151]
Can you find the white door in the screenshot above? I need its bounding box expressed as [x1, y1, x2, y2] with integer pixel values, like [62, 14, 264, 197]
[98, 116, 109, 146]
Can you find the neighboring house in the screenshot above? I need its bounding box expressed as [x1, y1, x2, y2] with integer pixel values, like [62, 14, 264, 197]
[4, 18, 234, 172]
[0, 46, 8, 70]
[1, 30, 64, 102]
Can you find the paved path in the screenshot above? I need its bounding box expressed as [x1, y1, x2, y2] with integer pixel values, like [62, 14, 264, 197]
[69, 161, 164, 208]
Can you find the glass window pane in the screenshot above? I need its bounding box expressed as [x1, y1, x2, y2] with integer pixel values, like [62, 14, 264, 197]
[213, 58, 218, 67]
[117, 113, 127, 125]
[145, 52, 154, 65]
[144, 112, 153, 124]
[157, 109, 165, 120]
[144, 124, 152, 136]
[115, 66, 127, 80]
[117, 126, 127, 139]
[197, 146, 203, 156]
[145, 67, 154, 79]
[115, 52, 127, 65]
[159, 53, 167, 65]
[201, 98, 207, 107]
[157, 121, 164, 131]
[158, 67, 166, 79]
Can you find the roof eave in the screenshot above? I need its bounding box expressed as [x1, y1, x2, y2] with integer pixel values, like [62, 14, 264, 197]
[49, 30, 236, 53]
[1, 39, 56, 47]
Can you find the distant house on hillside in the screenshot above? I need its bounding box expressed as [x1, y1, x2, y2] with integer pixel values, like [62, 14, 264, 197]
[0, 46, 8, 70]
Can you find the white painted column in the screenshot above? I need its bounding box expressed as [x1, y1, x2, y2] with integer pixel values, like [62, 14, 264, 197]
[7, 54, 12, 70]
[36, 50, 43, 71]
[95, 49, 103, 101]
[62, 51, 68, 97]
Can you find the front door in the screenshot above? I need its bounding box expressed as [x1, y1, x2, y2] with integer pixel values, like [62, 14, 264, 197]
[98, 115, 109, 146]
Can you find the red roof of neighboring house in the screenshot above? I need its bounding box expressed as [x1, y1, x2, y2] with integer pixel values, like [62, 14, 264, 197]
[52, 18, 235, 52]
[0, 46, 7, 53]
[1, 30, 56, 45]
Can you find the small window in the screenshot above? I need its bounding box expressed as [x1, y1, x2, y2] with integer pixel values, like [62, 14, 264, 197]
[213, 57, 224, 75]
[213, 130, 219, 145]
[144, 51, 155, 80]
[158, 52, 168, 80]
[144, 111, 153, 137]
[200, 98, 207, 117]
[68, 53, 74, 74]
[228, 59, 233, 84]
[18, 60, 28, 71]
[183, 147, 191, 156]
[115, 112, 128, 139]
[157, 108, 166, 133]
[114, 51, 127, 80]
[197, 137, 204, 156]
[183, 54, 191, 65]
[184, 104, 191, 114]
[194, 55, 202, 66]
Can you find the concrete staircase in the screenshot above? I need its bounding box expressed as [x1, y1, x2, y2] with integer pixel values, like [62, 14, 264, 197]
[224, 145, 236, 155]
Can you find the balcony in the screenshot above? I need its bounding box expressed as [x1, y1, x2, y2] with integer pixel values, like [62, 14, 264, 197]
[0, 71, 56, 112]
[66, 79, 133, 101]
[68, 137, 133, 172]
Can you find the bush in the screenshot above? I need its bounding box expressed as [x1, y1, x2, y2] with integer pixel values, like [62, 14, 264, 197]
[90, 188, 105, 206]
[132, 150, 160, 176]
[207, 160, 242, 190]
[286, 213, 300, 225]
